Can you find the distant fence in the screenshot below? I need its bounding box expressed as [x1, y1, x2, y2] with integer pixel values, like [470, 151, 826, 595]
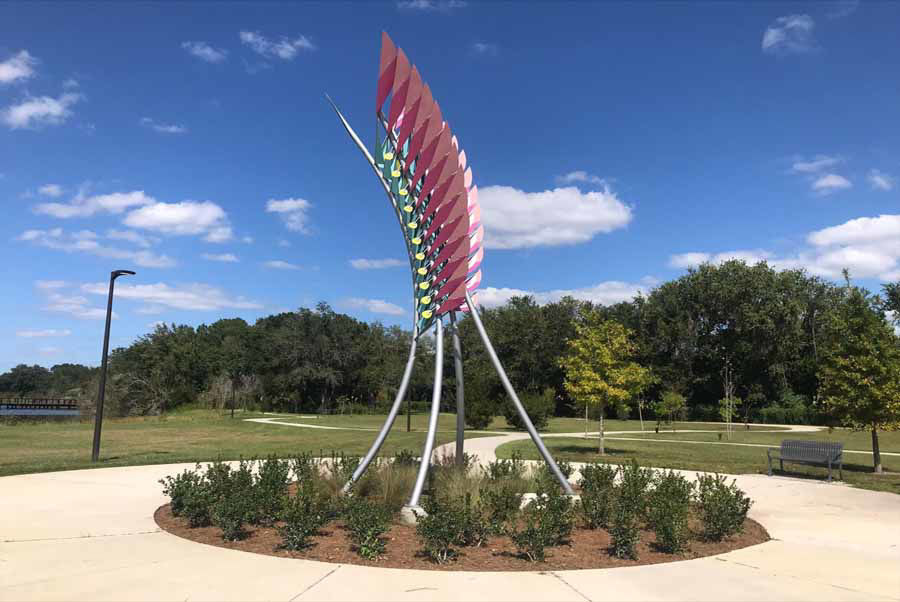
[0, 397, 82, 416]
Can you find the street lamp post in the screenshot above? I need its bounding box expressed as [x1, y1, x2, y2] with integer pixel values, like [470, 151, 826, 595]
[91, 269, 135, 463]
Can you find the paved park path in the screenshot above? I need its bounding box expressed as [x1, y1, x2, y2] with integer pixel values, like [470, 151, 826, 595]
[1, 422, 899, 601]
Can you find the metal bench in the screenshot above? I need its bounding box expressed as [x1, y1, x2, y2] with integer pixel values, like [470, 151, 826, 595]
[767, 439, 843, 482]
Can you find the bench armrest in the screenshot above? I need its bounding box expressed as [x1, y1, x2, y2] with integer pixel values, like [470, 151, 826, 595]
[767, 447, 779, 459]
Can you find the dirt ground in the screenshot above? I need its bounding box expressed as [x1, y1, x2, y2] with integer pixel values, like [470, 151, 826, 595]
[155, 504, 769, 572]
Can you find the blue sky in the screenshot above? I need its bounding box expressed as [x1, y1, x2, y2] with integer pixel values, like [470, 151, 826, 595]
[2, 0, 899, 371]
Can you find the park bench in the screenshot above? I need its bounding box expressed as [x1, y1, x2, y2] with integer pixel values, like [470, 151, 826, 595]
[767, 439, 843, 482]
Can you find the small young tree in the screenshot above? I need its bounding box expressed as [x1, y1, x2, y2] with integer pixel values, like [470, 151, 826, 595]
[819, 282, 900, 473]
[560, 313, 649, 454]
[653, 391, 686, 432]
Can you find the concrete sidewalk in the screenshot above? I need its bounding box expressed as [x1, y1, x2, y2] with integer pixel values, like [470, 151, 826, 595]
[2, 453, 899, 600]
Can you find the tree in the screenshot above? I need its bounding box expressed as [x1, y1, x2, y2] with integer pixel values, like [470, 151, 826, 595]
[653, 391, 686, 432]
[819, 282, 900, 473]
[560, 312, 649, 454]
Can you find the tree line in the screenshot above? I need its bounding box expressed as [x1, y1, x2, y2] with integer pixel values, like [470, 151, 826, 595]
[3, 261, 899, 455]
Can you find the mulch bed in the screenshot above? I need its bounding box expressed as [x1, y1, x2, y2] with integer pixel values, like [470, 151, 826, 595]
[155, 504, 769, 571]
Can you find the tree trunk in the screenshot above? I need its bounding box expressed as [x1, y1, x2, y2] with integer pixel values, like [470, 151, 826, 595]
[230, 381, 235, 419]
[872, 427, 883, 473]
[598, 410, 605, 455]
[585, 403, 589, 439]
[638, 400, 644, 432]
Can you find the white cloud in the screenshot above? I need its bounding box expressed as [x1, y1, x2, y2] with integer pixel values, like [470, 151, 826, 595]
[471, 42, 498, 56]
[242, 236, 254, 244]
[202, 253, 239, 262]
[35, 280, 66, 290]
[2, 92, 81, 129]
[18, 228, 176, 268]
[790, 155, 842, 174]
[555, 171, 605, 185]
[42, 290, 111, 320]
[136, 306, 165, 315]
[35, 190, 154, 218]
[350, 258, 406, 270]
[827, 0, 859, 19]
[668, 249, 772, 269]
[0, 50, 37, 84]
[38, 183, 63, 197]
[62, 78, 79, 89]
[762, 14, 817, 55]
[16, 329, 72, 338]
[397, 0, 467, 10]
[39, 346, 62, 355]
[239, 31, 316, 60]
[868, 169, 895, 191]
[82, 282, 262, 311]
[106, 229, 157, 248]
[140, 117, 187, 134]
[266, 198, 312, 233]
[342, 297, 406, 316]
[676, 214, 900, 281]
[478, 185, 632, 249]
[807, 215, 900, 247]
[124, 200, 232, 242]
[277, 239, 291, 248]
[263, 260, 299, 270]
[477, 278, 655, 309]
[812, 173, 852, 195]
[182, 41, 228, 63]
[147, 321, 166, 330]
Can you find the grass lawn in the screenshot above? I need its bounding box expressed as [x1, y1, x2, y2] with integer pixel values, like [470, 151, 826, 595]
[497, 433, 900, 495]
[274, 413, 791, 434]
[0, 409, 489, 477]
[618, 428, 900, 453]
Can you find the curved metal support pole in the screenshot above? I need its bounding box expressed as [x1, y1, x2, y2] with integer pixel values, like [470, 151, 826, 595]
[449, 312, 465, 465]
[342, 335, 418, 493]
[406, 319, 444, 508]
[464, 291, 575, 495]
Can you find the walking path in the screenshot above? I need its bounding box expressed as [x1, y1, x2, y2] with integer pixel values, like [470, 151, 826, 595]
[1, 422, 898, 601]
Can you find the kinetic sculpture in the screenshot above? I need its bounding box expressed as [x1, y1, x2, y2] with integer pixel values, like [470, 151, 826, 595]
[328, 33, 573, 518]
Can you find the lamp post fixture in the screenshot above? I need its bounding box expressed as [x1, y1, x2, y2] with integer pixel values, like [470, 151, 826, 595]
[91, 269, 135, 463]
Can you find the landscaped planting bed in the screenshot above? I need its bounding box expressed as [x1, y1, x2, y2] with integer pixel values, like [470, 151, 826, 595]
[155, 452, 768, 571]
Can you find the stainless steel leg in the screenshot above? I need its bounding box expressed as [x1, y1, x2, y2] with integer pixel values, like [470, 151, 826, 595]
[342, 335, 418, 492]
[450, 311, 465, 465]
[464, 291, 574, 495]
[406, 319, 444, 508]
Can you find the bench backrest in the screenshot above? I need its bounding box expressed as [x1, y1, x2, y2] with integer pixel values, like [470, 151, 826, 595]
[780, 439, 842, 462]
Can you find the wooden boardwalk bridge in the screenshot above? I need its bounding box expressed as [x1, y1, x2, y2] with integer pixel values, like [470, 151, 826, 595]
[0, 397, 81, 416]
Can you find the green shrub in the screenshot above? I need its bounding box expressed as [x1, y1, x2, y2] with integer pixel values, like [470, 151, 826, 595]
[181, 479, 214, 528]
[343, 498, 391, 560]
[393, 449, 417, 467]
[204, 460, 233, 499]
[416, 493, 491, 564]
[464, 396, 496, 429]
[696, 474, 752, 541]
[211, 492, 250, 541]
[578, 462, 617, 529]
[255, 455, 290, 526]
[503, 388, 555, 431]
[510, 507, 555, 562]
[618, 460, 654, 520]
[278, 482, 329, 550]
[480, 482, 522, 535]
[328, 451, 361, 483]
[535, 457, 574, 492]
[159, 467, 203, 517]
[509, 485, 574, 562]
[648, 471, 694, 553]
[289, 452, 319, 482]
[484, 450, 526, 481]
[610, 460, 653, 560]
